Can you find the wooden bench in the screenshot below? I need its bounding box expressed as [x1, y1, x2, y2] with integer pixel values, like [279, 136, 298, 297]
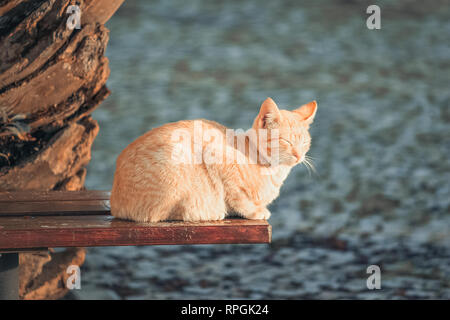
[0, 190, 271, 299]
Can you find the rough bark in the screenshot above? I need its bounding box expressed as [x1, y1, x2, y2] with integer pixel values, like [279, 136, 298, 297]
[0, 0, 124, 299]
[19, 248, 86, 300]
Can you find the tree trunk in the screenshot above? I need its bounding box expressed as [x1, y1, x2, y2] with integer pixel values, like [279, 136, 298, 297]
[0, 0, 123, 299]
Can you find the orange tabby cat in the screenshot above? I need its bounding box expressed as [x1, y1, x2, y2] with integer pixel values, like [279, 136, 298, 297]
[110, 98, 317, 222]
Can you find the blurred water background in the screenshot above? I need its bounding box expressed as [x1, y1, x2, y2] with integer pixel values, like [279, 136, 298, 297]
[79, 0, 450, 299]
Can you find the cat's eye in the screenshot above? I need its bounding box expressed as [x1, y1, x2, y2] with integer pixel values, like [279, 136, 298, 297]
[281, 138, 293, 146]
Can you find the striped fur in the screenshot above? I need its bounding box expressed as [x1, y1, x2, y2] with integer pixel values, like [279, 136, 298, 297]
[110, 98, 317, 222]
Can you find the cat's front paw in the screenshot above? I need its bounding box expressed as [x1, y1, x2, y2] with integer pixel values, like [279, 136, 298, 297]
[249, 208, 271, 220]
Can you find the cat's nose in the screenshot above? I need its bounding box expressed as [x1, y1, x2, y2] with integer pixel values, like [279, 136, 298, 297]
[293, 151, 302, 162]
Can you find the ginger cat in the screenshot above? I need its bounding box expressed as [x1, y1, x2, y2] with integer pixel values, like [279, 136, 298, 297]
[110, 98, 317, 222]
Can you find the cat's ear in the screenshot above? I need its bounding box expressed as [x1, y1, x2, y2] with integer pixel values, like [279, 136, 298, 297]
[256, 97, 282, 129]
[294, 100, 317, 124]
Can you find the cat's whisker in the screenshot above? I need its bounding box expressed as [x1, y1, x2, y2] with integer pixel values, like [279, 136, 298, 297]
[309, 161, 317, 174]
[302, 159, 312, 177]
[302, 156, 317, 176]
[306, 158, 316, 172]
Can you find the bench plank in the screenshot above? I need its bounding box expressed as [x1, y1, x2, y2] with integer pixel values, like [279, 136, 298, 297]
[0, 200, 110, 216]
[0, 190, 110, 202]
[0, 215, 271, 249]
[0, 191, 272, 249]
[0, 190, 110, 216]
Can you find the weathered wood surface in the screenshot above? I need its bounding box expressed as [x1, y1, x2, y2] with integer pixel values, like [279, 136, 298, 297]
[0, 190, 110, 202]
[0, 0, 124, 299]
[0, 190, 272, 250]
[18, 247, 86, 300]
[0, 200, 110, 215]
[0, 0, 124, 191]
[0, 216, 272, 250]
[0, 190, 110, 215]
